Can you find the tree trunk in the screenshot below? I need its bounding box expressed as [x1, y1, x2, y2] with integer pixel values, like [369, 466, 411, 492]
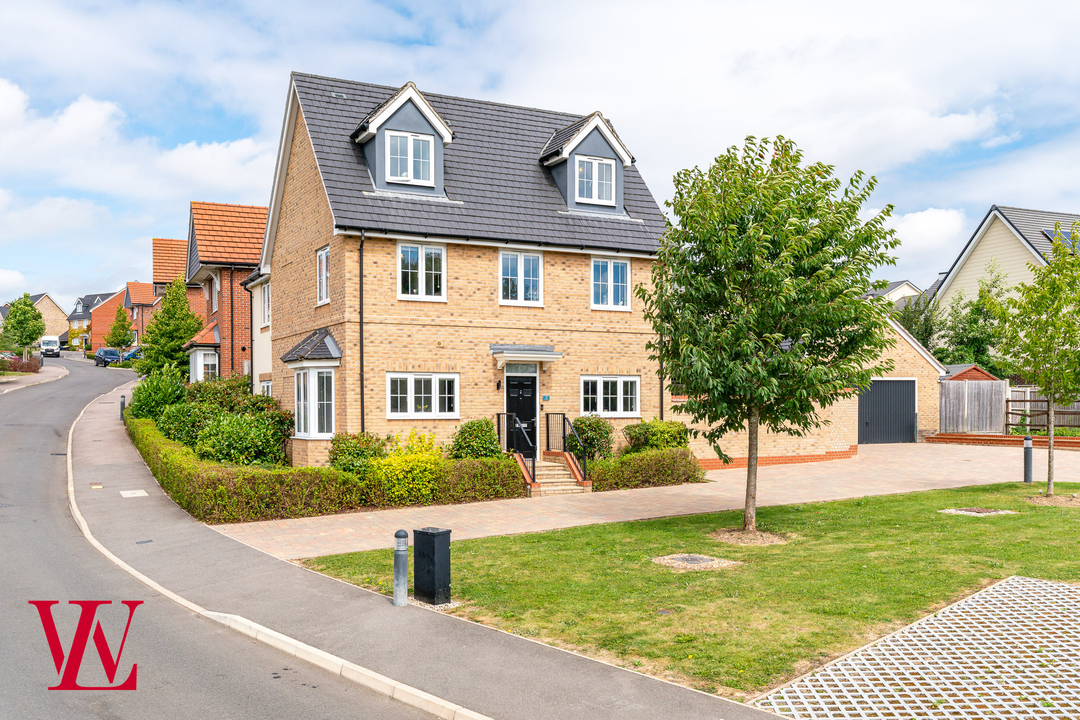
[1047, 400, 1055, 497]
[744, 406, 760, 532]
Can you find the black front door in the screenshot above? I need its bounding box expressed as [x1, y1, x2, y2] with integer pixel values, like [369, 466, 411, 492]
[506, 375, 537, 458]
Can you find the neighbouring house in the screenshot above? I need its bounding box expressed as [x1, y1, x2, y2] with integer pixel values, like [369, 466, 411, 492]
[89, 289, 126, 350]
[944, 364, 999, 382]
[184, 201, 266, 382]
[2, 293, 68, 339]
[66, 292, 116, 348]
[153, 237, 207, 320]
[123, 282, 160, 346]
[256, 72, 945, 470]
[934, 205, 1078, 308]
[868, 280, 922, 305]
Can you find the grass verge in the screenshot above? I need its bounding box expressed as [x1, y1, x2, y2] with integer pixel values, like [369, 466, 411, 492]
[304, 482, 1080, 699]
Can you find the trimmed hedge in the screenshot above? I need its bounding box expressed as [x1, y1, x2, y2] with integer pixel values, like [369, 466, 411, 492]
[157, 402, 223, 447]
[127, 416, 364, 523]
[328, 431, 392, 475]
[0, 356, 40, 373]
[621, 418, 689, 454]
[195, 413, 286, 466]
[588, 448, 705, 492]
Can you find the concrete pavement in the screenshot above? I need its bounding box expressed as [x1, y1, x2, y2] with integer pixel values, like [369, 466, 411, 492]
[72, 381, 775, 720]
[0, 361, 67, 394]
[216, 441, 1073, 560]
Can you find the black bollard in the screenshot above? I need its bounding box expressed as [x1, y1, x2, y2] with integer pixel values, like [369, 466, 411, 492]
[1024, 435, 1033, 484]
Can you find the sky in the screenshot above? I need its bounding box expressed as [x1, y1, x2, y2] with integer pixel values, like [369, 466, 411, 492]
[3, 0, 1080, 313]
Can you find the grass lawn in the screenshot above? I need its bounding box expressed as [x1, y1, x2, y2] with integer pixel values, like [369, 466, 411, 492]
[304, 481, 1080, 699]
[0, 370, 31, 377]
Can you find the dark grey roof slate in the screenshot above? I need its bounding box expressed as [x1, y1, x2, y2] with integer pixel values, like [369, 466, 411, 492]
[292, 73, 665, 254]
[0, 306, 7, 320]
[868, 280, 917, 297]
[281, 328, 342, 363]
[539, 116, 590, 160]
[490, 344, 557, 354]
[995, 205, 1080, 259]
[944, 363, 976, 376]
[67, 291, 119, 321]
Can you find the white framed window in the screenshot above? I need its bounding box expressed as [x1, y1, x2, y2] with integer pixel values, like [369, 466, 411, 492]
[132, 331, 138, 346]
[294, 368, 335, 438]
[398, 243, 445, 301]
[260, 380, 272, 396]
[132, 306, 138, 320]
[386, 131, 434, 187]
[576, 156, 616, 206]
[581, 375, 640, 418]
[386, 372, 459, 419]
[591, 258, 630, 311]
[209, 273, 220, 313]
[499, 251, 543, 306]
[316, 246, 330, 305]
[261, 282, 271, 326]
[189, 349, 219, 382]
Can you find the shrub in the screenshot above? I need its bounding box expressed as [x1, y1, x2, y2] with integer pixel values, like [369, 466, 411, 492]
[195, 413, 286, 466]
[185, 374, 259, 412]
[388, 429, 441, 456]
[1010, 426, 1080, 437]
[621, 418, 690, 455]
[565, 415, 615, 461]
[126, 416, 365, 523]
[588, 448, 705, 492]
[448, 418, 503, 459]
[156, 402, 223, 447]
[366, 453, 446, 507]
[435, 456, 524, 503]
[0, 356, 41, 373]
[129, 363, 185, 419]
[84, 350, 95, 360]
[329, 431, 392, 475]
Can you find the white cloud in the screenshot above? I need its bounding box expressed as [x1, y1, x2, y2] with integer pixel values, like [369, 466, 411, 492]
[0, 268, 25, 298]
[0, 189, 111, 245]
[883, 208, 970, 288]
[981, 132, 1022, 149]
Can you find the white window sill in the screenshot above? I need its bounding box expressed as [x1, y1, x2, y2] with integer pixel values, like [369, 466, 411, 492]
[260, 323, 270, 329]
[292, 434, 335, 441]
[387, 178, 436, 188]
[397, 295, 447, 303]
[575, 197, 617, 207]
[499, 299, 544, 308]
[315, 300, 330, 307]
[590, 304, 632, 312]
[585, 413, 642, 420]
[386, 413, 460, 421]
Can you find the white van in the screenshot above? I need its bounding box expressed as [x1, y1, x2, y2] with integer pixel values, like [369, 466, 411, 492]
[40, 336, 60, 358]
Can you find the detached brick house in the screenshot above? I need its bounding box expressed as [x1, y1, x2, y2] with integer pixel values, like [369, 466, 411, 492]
[89, 289, 126, 351]
[153, 237, 207, 320]
[123, 281, 159, 346]
[184, 201, 266, 381]
[257, 72, 945, 470]
[66, 292, 115, 348]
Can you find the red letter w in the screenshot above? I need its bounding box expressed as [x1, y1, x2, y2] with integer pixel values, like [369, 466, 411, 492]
[29, 600, 142, 690]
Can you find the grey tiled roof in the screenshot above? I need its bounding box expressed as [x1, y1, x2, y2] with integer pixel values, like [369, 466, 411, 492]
[490, 344, 556, 354]
[868, 280, 916, 297]
[66, 292, 117, 322]
[539, 116, 590, 161]
[281, 328, 342, 363]
[944, 363, 976, 376]
[995, 205, 1080, 259]
[292, 73, 665, 254]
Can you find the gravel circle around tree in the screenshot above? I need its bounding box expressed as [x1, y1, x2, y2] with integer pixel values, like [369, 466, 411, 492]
[939, 507, 1017, 517]
[710, 528, 789, 546]
[652, 553, 741, 571]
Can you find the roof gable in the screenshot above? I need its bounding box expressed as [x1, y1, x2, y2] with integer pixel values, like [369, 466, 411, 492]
[125, 282, 155, 306]
[153, 238, 188, 285]
[275, 72, 664, 260]
[350, 81, 453, 146]
[937, 207, 1046, 300]
[188, 202, 267, 273]
[888, 317, 948, 376]
[540, 111, 633, 167]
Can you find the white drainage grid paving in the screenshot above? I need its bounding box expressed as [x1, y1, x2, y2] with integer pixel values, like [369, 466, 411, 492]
[756, 576, 1080, 718]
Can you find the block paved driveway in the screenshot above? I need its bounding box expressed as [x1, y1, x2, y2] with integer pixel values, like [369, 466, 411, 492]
[215, 442, 1080, 560]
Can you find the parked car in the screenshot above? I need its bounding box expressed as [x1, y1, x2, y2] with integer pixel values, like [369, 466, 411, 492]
[0, 351, 16, 361]
[122, 347, 142, 362]
[94, 348, 122, 367]
[39, 336, 61, 358]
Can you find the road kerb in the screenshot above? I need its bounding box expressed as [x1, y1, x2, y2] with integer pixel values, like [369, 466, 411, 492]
[0, 364, 68, 395]
[66, 388, 494, 720]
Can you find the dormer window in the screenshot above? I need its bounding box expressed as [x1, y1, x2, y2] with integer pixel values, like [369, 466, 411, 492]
[387, 131, 434, 186]
[576, 156, 615, 206]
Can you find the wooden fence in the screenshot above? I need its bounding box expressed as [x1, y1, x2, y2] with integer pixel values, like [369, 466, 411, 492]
[940, 380, 1008, 433]
[1006, 386, 1080, 433]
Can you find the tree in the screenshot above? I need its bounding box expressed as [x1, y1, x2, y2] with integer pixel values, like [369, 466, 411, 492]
[894, 293, 941, 351]
[640, 136, 897, 532]
[103, 305, 135, 351]
[2, 294, 46, 360]
[135, 276, 203, 375]
[993, 224, 1080, 496]
[933, 262, 1008, 377]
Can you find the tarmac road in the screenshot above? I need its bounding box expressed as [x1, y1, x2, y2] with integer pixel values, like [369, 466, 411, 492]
[0, 356, 428, 720]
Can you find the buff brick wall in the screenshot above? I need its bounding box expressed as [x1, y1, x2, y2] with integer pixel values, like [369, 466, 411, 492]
[35, 296, 69, 339]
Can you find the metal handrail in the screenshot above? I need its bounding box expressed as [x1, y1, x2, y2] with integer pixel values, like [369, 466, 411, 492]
[562, 416, 587, 483]
[543, 412, 588, 483]
[496, 412, 535, 485]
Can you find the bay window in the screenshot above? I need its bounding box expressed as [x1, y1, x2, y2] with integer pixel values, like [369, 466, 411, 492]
[294, 367, 335, 438]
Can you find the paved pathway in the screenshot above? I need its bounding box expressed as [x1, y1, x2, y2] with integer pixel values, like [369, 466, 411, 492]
[0, 361, 66, 394]
[216, 442, 1080, 559]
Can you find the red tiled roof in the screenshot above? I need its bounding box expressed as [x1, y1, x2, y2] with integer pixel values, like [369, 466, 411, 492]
[126, 281, 155, 306]
[186, 320, 219, 348]
[153, 238, 187, 284]
[190, 202, 267, 265]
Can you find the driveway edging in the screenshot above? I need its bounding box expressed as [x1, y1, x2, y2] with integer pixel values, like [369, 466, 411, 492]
[66, 389, 492, 720]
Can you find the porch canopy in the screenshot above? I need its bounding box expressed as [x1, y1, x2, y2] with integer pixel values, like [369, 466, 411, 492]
[489, 343, 563, 370]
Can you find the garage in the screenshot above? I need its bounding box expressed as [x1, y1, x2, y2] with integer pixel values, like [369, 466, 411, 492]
[858, 379, 917, 443]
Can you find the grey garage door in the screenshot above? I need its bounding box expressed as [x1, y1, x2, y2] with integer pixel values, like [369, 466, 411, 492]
[858, 380, 916, 444]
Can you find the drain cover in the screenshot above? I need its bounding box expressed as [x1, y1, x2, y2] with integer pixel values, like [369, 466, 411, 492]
[672, 554, 713, 564]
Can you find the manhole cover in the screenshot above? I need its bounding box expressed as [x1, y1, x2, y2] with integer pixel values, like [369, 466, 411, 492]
[653, 553, 741, 570]
[940, 507, 1017, 517]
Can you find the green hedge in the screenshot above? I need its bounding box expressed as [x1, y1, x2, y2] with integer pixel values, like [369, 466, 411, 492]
[621, 418, 689, 454]
[588, 448, 705, 492]
[126, 416, 364, 523]
[1010, 426, 1080, 437]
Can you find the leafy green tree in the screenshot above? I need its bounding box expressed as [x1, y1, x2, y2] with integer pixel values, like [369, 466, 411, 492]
[993, 225, 1080, 496]
[136, 277, 203, 375]
[2, 294, 46, 360]
[103, 305, 135, 351]
[639, 136, 897, 532]
[894, 292, 941, 351]
[933, 262, 1007, 377]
